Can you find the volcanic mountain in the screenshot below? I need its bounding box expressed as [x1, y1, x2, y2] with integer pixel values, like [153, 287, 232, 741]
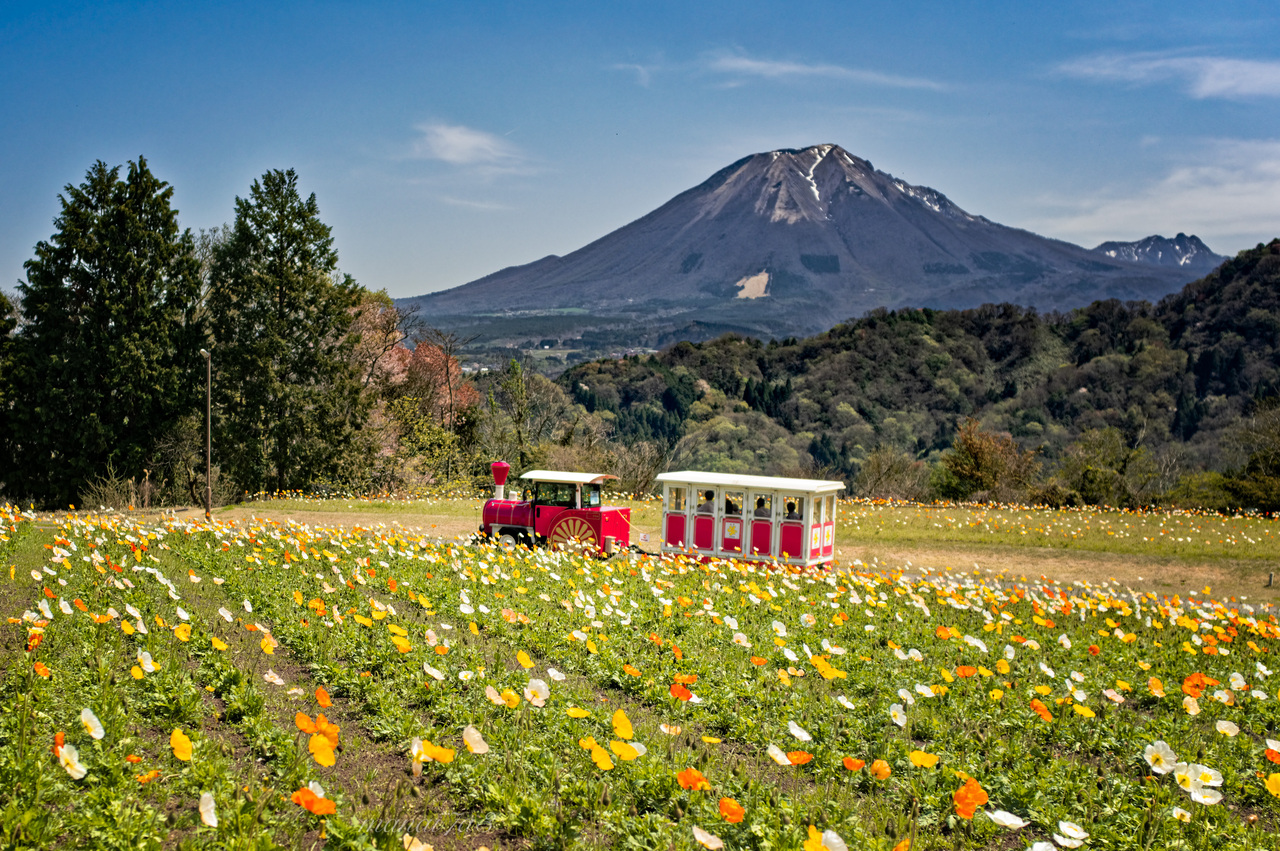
[406, 144, 1220, 338]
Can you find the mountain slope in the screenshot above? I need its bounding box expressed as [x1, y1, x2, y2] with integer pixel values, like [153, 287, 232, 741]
[406, 145, 1216, 337]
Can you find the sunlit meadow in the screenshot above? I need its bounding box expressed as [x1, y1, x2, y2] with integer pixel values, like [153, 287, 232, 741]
[2, 498, 1279, 849]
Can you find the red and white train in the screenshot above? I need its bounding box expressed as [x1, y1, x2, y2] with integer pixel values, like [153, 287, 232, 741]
[480, 461, 843, 567]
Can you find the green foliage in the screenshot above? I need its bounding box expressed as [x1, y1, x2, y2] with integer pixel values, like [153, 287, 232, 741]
[1223, 403, 1280, 512]
[1053, 427, 1161, 507]
[4, 158, 203, 507]
[934, 418, 1040, 502]
[207, 169, 368, 495]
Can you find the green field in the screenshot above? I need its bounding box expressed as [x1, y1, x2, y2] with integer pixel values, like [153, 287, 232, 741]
[4, 499, 1279, 849]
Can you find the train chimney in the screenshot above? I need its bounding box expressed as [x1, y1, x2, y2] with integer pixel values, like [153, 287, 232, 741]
[491, 461, 510, 500]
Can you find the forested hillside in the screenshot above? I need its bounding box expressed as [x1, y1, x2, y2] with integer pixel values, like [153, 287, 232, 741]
[562, 239, 1280, 508]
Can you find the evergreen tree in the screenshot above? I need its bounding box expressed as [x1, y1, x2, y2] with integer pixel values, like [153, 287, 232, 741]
[0, 291, 16, 483]
[207, 169, 366, 495]
[5, 158, 202, 506]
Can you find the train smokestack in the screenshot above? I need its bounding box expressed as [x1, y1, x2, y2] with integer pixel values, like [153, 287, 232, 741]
[491, 461, 510, 500]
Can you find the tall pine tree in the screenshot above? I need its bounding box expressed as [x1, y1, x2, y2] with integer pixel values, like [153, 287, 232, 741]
[6, 158, 203, 506]
[208, 169, 367, 495]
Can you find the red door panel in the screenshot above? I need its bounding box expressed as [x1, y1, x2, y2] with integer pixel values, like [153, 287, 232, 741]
[694, 515, 714, 550]
[779, 523, 803, 559]
[665, 513, 686, 547]
[749, 520, 772, 556]
[721, 518, 742, 553]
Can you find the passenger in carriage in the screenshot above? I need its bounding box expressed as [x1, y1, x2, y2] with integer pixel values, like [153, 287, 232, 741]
[697, 490, 716, 513]
[784, 501, 801, 520]
[723, 495, 740, 514]
[754, 497, 770, 518]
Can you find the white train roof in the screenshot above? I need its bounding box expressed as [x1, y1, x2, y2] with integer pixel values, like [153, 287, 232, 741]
[519, 470, 617, 485]
[655, 470, 845, 493]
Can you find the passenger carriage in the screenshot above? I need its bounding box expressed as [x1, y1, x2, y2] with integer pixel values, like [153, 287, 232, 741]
[653, 471, 843, 567]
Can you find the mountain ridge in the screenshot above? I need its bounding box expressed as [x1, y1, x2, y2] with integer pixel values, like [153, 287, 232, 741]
[403, 144, 1222, 338]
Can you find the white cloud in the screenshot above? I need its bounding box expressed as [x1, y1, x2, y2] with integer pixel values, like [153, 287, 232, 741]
[412, 123, 526, 169]
[1030, 139, 1280, 251]
[612, 63, 655, 87]
[1060, 53, 1280, 98]
[436, 195, 513, 212]
[706, 52, 946, 91]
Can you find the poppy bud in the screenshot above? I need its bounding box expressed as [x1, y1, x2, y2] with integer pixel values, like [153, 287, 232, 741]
[410, 785, 421, 799]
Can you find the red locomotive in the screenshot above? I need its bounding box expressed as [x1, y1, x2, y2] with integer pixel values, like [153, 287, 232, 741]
[479, 461, 631, 554]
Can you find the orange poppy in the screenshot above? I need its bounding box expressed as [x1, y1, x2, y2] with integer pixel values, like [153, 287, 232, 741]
[623, 664, 641, 677]
[842, 757, 865, 771]
[672, 644, 683, 661]
[673, 673, 698, 685]
[136, 770, 161, 784]
[670, 683, 693, 701]
[787, 750, 814, 765]
[314, 714, 340, 747]
[677, 768, 711, 791]
[291, 787, 336, 815]
[953, 777, 988, 819]
[1030, 698, 1053, 722]
[719, 797, 745, 823]
[316, 686, 332, 708]
[750, 656, 768, 666]
[1266, 749, 1280, 765]
[956, 666, 977, 678]
[870, 759, 891, 779]
[1181, 672, 1219, 699]
[33, 662, 50, 678]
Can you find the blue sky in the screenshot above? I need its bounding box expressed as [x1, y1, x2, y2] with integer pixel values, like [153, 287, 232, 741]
[3, 0, 1279, 299]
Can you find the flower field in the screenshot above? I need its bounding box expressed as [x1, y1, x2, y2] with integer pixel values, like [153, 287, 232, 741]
[3, 501, 1280, 850]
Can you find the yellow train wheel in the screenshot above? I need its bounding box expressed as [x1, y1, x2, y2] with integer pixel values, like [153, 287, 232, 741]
[549, 516, 597, 553]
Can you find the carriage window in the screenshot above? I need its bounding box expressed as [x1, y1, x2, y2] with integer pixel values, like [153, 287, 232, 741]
[723, 490, 744, 516]
[535, 482, 576, 507]
[782, 496, 805, 521]
[696, 489, 717, 513]
[667, 487, 686, 512]
[751, 493, 772, 518]
[825, 494, 835, 520]
[585, 484, 601, 507]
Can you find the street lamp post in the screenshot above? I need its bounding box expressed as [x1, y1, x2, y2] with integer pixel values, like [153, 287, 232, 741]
[200, 348, 212, 521]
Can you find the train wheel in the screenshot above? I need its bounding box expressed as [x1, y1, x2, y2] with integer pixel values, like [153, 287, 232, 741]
[549, 517, 597, 554]
[497, 533, 519, 551]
